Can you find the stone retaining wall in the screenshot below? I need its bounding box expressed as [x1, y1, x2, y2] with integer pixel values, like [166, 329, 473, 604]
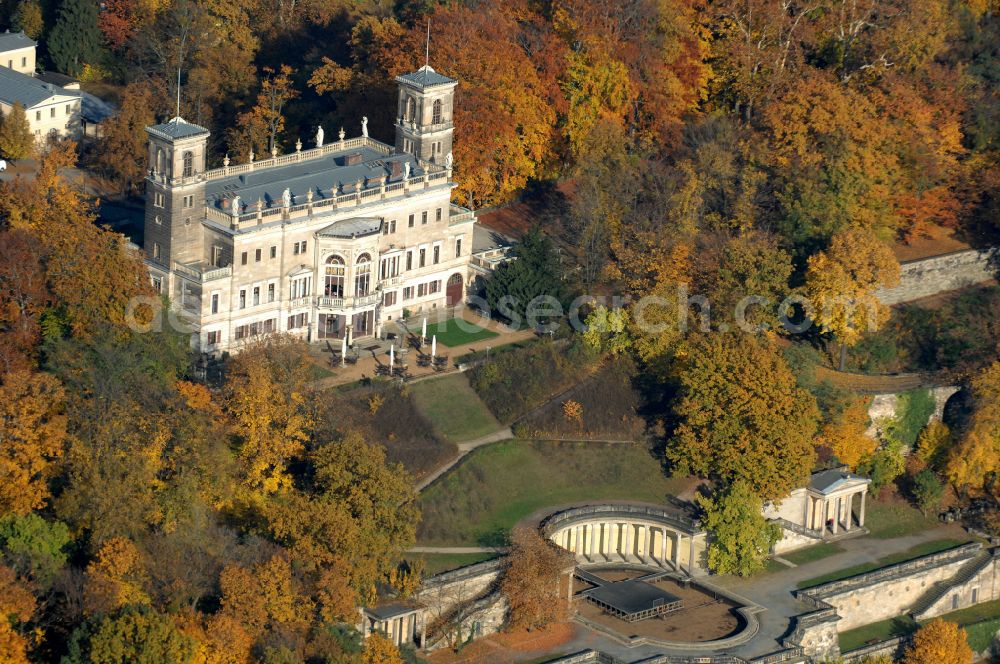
[876, 249, 995, 305]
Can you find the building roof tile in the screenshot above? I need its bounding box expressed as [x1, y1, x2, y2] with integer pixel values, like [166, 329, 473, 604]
[395, 65, 456, 90]
[147, 117, 210, 140]
[0, 31, 35, 54]
[0, 65, 78, 109]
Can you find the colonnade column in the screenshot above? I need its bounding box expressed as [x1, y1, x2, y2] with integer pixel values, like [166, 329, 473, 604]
[859, 490, 867, 527]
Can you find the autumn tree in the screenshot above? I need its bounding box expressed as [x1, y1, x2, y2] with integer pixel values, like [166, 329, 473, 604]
[947, 362, 1000, 493]
[668, 333, 820, 501]
[94, 83, 155, 194]
[698, 480, 780, 576]
[0, 103, 33, 160]
[218, 554, 312, 640]
[83, 537, 150, 616]
[820, 397, 876, 470]
[224, 336, 315, 493]
[501, 527, 570, 631]
[805, 228, 900, 369]
[0, 564, 35, 664]
[904, 619, 972, 664]
[0, 370, 67, 515]
[362, 633, 404, 664]
[582, 306, 631, 356]
[0, 230, 49, 371]
[228, 65, 298, 158]
[916, 421, 951, 471]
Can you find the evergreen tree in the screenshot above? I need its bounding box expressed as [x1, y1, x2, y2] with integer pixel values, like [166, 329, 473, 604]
[483, 227, 565, 329]
[47, 0, 102, 77]
[0, 103, 34, 160]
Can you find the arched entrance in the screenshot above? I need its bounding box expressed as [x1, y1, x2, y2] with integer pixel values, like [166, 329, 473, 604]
[446, 273, 463, 306]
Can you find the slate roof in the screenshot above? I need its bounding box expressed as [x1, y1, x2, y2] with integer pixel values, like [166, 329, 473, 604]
[809, 469, 871, 495]
[0, 31, 35, 53]
[206, 148, 423, 211]
[146, 117, 209, 140]
[0, 66, 78, 109]
[396, 65, 456, 90]
[365, 601, 422, 621]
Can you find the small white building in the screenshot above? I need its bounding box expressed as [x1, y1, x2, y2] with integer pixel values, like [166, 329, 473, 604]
[0, 66, 81, 142]
[765, 468, 872, 554]
[0, 31, 36, 75]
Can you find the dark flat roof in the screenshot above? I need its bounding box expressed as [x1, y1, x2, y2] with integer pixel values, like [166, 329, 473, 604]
[809, 469, 870, 494]
[587, 580, 680, 615]
[366, 601, 421, 620]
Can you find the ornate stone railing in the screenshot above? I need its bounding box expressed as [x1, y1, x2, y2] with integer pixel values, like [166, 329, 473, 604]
[314, 293, 380, 311]
[448, 204, 474, 225]
[771, 517, 823, 540]
[541, 504, 703, 536]
[202, 136, 394, 182]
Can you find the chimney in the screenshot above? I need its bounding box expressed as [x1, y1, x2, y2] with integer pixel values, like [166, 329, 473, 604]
[344, 152, 363, 166]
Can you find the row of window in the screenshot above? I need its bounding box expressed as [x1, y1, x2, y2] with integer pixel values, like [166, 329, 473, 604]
[403, 97, 444, 124]
[232, 318, 277, 340]
[399, 279, 441, 302]
[6, 56, 28, 68]
[382, 208, 444, 235]
[33, 103, 76, 122]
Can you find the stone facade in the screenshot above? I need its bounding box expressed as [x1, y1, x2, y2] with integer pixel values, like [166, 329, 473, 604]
[876, 248, 996, 305]
[412, 559, 505, 650]
[866, 385, 960, 440]
[143, 66, 474, 353]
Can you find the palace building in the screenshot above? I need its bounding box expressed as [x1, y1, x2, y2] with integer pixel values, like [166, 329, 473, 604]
[143, 64, 475, 353]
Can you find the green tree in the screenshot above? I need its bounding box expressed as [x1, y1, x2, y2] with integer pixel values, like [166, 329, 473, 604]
[0, 513, 70, 588]
[0, 103, 34, 160]
[698, 480, 780, 576]
[47, 0, 104, 77]
[483, 228, 564, 329]
[910, 470, 944, 516]
[668, 333, 820, 501]
[64, 606, 199, 664]
[12, 0, 43, 40]
[582, 306, 631, 355]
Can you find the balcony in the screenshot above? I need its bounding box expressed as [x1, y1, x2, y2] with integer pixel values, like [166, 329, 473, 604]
[315, 292, 381, 311]
[173, 262, 233, 282]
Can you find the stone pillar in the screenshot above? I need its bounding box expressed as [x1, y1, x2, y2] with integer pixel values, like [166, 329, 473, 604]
[859, 490, 867, 527]
[845, 495, 853, 531]
[602, 522, 611, 558]
[689, 533, 696, 574]
[421, 612, 427, 651]
[644, 527, 652, 560]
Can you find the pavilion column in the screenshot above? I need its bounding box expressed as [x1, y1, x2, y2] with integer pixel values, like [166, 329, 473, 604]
[674, 534, 681, 568]
[588, 523, 597, 556]
[646, 527, 653, 560]
[845, 495, 853, 531]
[689, 534, 696, 573]
[602, 522, 611, 558]
[859, 490, 867, 527]
[829, 499, 838, 535]
[421, 613, 427, 650]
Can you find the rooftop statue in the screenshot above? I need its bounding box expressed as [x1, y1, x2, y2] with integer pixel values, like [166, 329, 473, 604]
[316, 125, 324, 147]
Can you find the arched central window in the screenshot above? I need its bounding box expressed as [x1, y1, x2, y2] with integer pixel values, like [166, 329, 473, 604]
[354, 253, 372, 297]
[405, 96, 416, 122]
[182, 151, 193, 177]
[432, 99, 442, 124]
[325, 255, 345, 298]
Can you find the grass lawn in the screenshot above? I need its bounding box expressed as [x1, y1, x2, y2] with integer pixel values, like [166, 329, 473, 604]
[783, 543, 844, 566]
[409, 373, 501, 442]
[839, 600, 1000, 653]
[417, 440, 687, 546]
[797, 539, 969, 589]
[839, 616, 916, 652]
[423, 319, 499, 347]
[865, 500, 940, 539]
[409, 552, 499, 577]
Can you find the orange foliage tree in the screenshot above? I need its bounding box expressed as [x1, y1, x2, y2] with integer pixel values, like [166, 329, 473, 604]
[904, 619, 972, 664]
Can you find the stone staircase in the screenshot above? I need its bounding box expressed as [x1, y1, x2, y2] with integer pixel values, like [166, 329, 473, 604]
[910, 549, 996, 619]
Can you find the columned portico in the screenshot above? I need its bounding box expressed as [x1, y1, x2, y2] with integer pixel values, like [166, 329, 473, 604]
[802, 470, 871, 537]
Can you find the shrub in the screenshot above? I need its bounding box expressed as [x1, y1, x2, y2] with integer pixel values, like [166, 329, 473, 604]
[910, 469, 944, 515]
[888, 389, 936, 448]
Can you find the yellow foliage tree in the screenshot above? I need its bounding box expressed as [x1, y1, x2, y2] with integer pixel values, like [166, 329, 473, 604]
[224, 337, 315, 493]
[562, 400, 583, 426]
[821, 398, 876, 470]
[904, 619, 972, 664]
[0, 565, 35, 664]
[219, 554, 312, 639]
[947, 362, 1000, 493]
[916, 420, 952, 471]
[0, 370, 66, 514]
[805, 228, 900, 366]
[83, 537, 150, 616]
[362, 632, 404, 664]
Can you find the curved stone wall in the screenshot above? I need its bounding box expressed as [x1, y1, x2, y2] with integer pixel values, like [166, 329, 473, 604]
[541, 505, 709, 576]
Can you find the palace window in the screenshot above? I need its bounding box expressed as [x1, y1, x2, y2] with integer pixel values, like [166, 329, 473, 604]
[432, 99, 442, 124]
[267, 283, 275, 302]
[152, 242, 160, 260]
[406, 251, 413, 271]
[211, 294, 219, 314]
[429, 279, 441, 294]
[405, 96, 416, 121]
[421, 211, 428, 225]
[325, 255, 345, 297]
[288, 312, 308, 329]
[255, 248, 261, 262]
[419, 248, 426, 268]
[433, 245, 440, 264]
[403, 286, 414, 300]
[455, 238, 462, 257]
[207, 330, 220, 345]
[270, 245, 277, 259]
[354, 254, 372, 297]
[252, 286, 260, 306]
[241, 251, 248, 265]
[436, 208, 442, 222]
[182, 151, 193, 177]
[383, 291, 397, 307]
[154, 191, 164, 207]
[408, 214, 414, 228]
[239, 289, 246, 309]
[389, 219, 396, 233]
